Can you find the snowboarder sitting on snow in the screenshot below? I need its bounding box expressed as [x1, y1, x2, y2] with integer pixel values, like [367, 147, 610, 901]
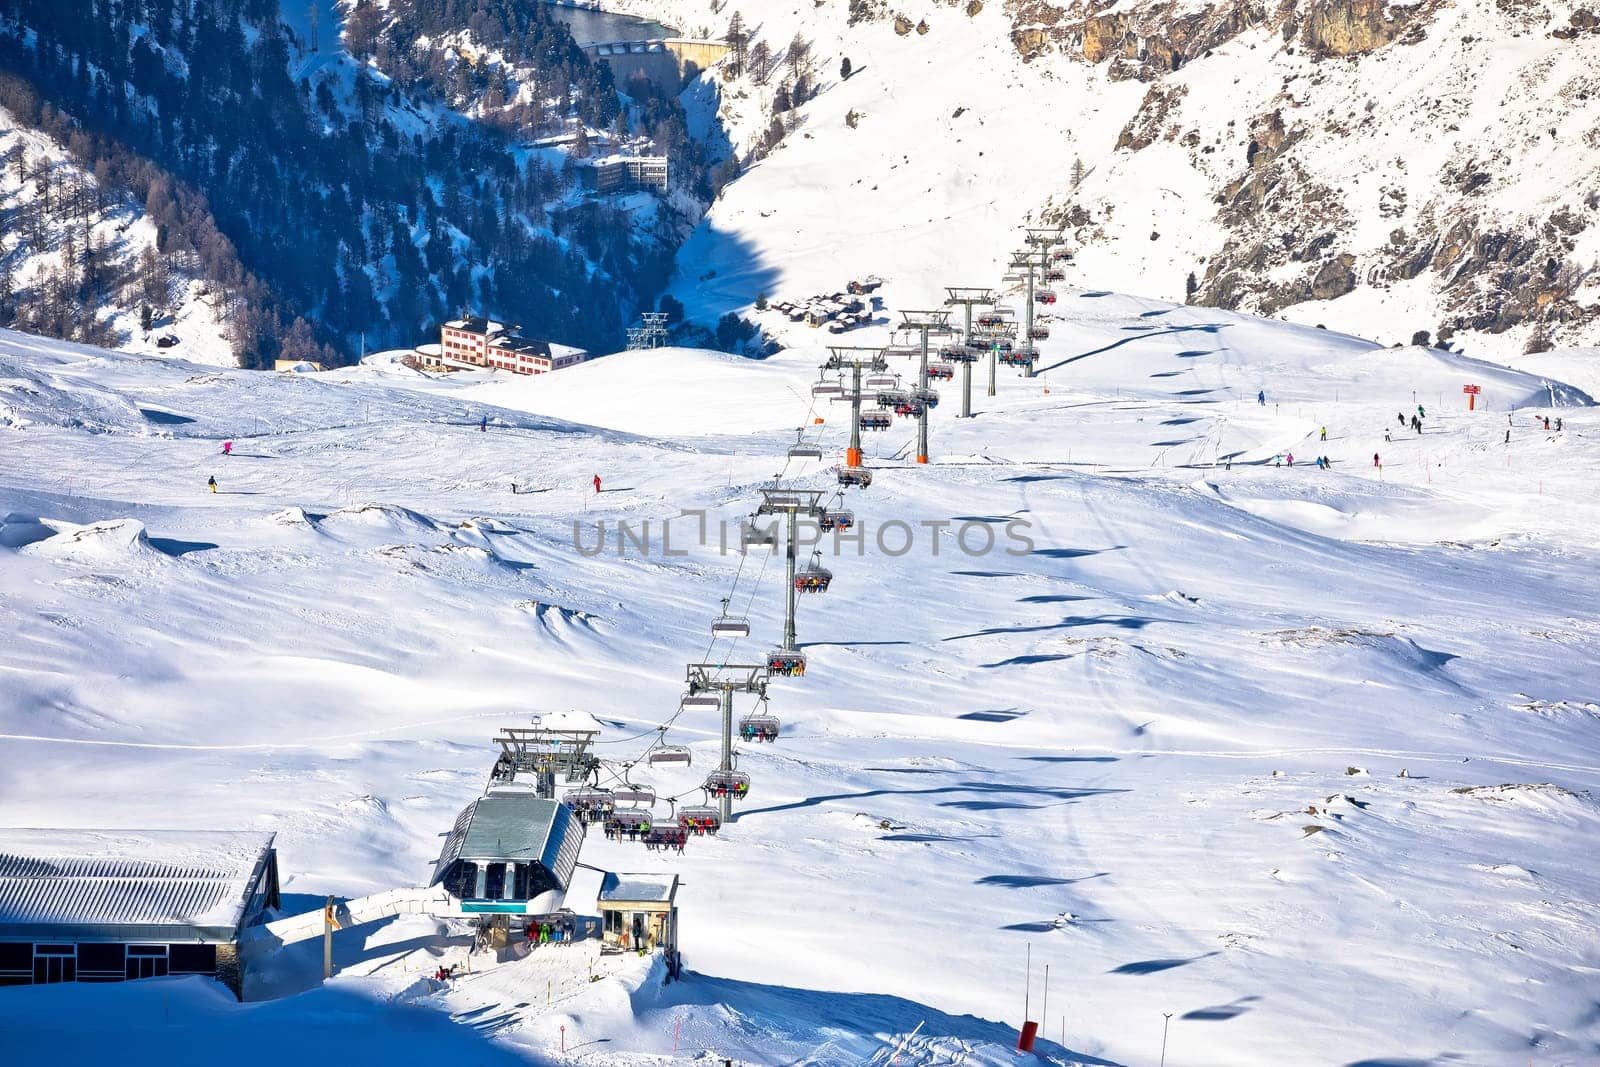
[207, 475, 218, 494]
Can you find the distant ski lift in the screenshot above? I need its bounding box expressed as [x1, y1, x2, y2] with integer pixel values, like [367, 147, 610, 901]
[839, 466, 874, 488]
[1051, 247, 1072, 262]
[681, 692, 722, 710]
[914, 388, 940, 408]
[1030, 325, 1050, 340]
[1000, 349, 1038, 367]
[795, 563, 833, 593]
[739, 714, 781, 742]
[767, 648, 806, 676]
[788, 444, 824, 460]
[740, 521, 778, 550]
[876, 389, 909, 409]
[679, 805, 722, 835]
[866, 374, 897, 389]
[893, 399, 924, 418]
[612, 782, 656, 805]
[812, 382, 843, 397]
[1035, 289, 1058, 305]
[1046, 268, 1065, 282]
[648, 745, 692, 767]
[928, 362, 955, 381]
[819, 509, 854, 532]
[704, 770, 751, 799]
[860, 411, 892, 431]
[942, 344, 978, 362]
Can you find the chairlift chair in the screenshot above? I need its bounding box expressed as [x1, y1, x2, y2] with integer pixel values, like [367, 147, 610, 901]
[1034, 289, 1058, 305]
[1051, 248, 1072, 262]
[866, 374, 897, 389]
[644, 825, 688, 851]
[788, 443, 824, 460]
[740, 521, 778, 550]
[704, 770, 751, 800]
[876, 389, 909, 409]
[739, 714, 781, 743]
[604, 806, 654, 839]
[679, 805, 722, 835]
[928, 362, 955, 381]
[1046, 268, 1065, 282]
[819, 509, 854, 532]
[767, 648, 806, 676]
[1030, 325, 1050, 340]
[838, 466, 874, 488]
[942, 344, 978, 362]
[812, 382, 843, 398]
[711, 617, 751, 638]
[860, 411, 892, 431]
[680, 692, 722, 710]
[913, 388, 940, 408]
[795, 560, 833, 593]
[563, 788, 615, 821]
[612, 783, 656, 805]
[647, 745, 692, 767]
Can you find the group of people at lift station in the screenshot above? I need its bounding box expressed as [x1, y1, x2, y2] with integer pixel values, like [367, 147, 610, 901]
[523, 914, 578, 948]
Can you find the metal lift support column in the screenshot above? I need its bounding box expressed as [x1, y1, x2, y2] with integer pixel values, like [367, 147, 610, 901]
[686, 662, 769, 823]
[824, 346, 889, 468]
[900, 310, 953, 463]
[1019, 229, 1063, 380]
[944, 288, 994, 418]
[756, 489, 827, 654]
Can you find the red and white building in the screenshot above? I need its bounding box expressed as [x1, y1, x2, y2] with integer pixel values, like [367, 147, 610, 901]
[416, 316, 587, 376]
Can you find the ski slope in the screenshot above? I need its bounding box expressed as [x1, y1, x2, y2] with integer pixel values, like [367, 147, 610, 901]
[3, 293, 1600, 1065]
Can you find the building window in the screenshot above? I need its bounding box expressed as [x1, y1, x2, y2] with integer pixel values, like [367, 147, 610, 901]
[77, 943, 126, 983]
[33, 944, 74, 984]
[0, 942, 31, 986]
[169, 944, 217, 975]
[126, 945, 169, 980]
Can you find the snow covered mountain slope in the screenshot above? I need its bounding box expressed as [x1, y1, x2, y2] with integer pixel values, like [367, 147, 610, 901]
[0, 107, 234, 364]
[639, 0, 1599, 358]
[2, 299, 1600, 1064]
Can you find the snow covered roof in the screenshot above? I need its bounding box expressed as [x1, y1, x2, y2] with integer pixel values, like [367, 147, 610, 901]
[533, 710, 603, 733]
[431, 795, 583, 891]
[0, 828, 278, 942]
[597, 872, 678, 906]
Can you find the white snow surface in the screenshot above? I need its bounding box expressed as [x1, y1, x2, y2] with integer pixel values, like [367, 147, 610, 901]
[3, 291, 1600, 1065]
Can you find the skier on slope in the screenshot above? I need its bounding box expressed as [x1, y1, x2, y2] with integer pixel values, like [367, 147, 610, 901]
[221, 440, 233, 456]
[1320, 426, 1327, 441]
[479, 415, 487, 432]
[1258, 390, 1266, 406]
[593, 474, 602, 494]
[207, 475, 218, 494]
[1286, 452, 1294, 467]
[1398, 412, 1406, 427]
[1373, 453, 1381, 468]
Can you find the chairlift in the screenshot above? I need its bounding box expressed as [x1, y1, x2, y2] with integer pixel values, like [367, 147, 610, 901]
[563, 788, 616, 820]
[767, 648, 806, 676]
[739, 714, 781, 743]
[914, 388, 940, 408]
[1051, 248, 1072, 262]
[927, 362, 955, 381]
[1046, 268, 1065, 282]
[1030, 325, 1050, 340]
[680, 692, 722, 709]
[679, 805, 722, 835]
[644, 825, 688, 851]
[942, 344, 978, 362]
[812, 382, 842, 397]
[712, 617, 751, 638]
[866, 374, 897, 389]
[876, 389, 909, 409]
[795, 559, 833, 593]
[704, 770, 751, 799]
[1000, 349, 1038, 367]
[740, 521, 778, 550]
[1034, 289, 1058, 305]
[819, 509, 854, 532]
[647, 745, 692, 767]
[893, 399, 924, 418]
[838, 466, 874, 488]
[612, 783, 656, 805]
[604, 807, 654, 839]
[860, 411, 892, 431]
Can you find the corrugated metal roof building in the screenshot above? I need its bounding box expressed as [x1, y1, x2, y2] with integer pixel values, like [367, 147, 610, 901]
[0, 828, 279, 996]
[429, 794, 584, 917]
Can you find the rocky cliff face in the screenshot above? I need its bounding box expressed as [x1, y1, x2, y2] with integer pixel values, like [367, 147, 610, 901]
[1014, 0, 1600, 351]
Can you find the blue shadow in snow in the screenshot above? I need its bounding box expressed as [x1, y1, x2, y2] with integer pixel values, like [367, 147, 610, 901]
[1019, 755, 1119, 763]
[1149, 370, 1183, 378]
[1182, 995, 1261, 1021]
[148, 537, 220, 556]
[1109, 951, 1219, 975]
[1038, 323, 1230, 374]
[977, 874, 1106, 888]
[981, 653, 1071, 667]
[959, 708, 1026, 722]
[1017, 594, 1096, 604]
[139, 408, 196, 425]
[1033, 546, 1122, 559]
[735, 781, 1127, 823]
[946, 614, 1171, 642]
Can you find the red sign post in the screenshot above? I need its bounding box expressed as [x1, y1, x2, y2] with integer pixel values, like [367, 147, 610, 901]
[1463, 383, 1481, 410]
